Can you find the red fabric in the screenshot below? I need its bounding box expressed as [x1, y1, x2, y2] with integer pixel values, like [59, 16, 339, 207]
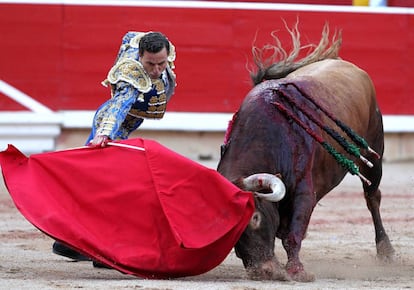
[0, 138, 254, 278]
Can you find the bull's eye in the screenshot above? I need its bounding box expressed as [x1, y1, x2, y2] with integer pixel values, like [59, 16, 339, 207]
[249, 212, 261, 230]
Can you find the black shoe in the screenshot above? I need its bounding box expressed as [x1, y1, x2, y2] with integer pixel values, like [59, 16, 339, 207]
[52, 241, 91, 261]
[93, 260, 112, 269]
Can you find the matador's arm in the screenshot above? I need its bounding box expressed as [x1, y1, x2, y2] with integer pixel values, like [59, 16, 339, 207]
[94, 81, 136, 140]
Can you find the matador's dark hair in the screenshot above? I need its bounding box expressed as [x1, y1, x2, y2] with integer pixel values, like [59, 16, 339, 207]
[139, 32, 170, 56]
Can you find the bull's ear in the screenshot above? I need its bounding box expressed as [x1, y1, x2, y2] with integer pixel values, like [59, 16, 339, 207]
[275, 173, 282, 179]
[249, 212, 261, 230]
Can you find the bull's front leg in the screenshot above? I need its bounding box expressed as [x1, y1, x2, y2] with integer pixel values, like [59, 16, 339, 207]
[281, 190, 316, 282]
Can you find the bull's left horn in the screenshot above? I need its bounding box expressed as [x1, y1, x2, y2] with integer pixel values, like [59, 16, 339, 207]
[242, 173, 286, 202]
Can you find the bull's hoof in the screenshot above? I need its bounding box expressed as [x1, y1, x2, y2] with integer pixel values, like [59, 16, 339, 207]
[286, 261, 315, 282]
[376, 237, 395, 263]
[273, 269, 292, 281]
[247, 268, 291, 281]
[289, 270, 315, 282]
[246, 258, 291, 281]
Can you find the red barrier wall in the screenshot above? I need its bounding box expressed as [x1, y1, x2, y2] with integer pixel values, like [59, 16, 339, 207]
[1, 2, 413, 114]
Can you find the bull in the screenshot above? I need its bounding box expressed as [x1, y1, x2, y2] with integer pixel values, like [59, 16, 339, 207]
[217, 23, 395, 282]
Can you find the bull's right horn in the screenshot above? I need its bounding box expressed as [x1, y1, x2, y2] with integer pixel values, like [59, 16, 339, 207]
[242, 173, 286, 202]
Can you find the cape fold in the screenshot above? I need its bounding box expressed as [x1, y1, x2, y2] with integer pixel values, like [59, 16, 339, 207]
[0, 138, 254, 279]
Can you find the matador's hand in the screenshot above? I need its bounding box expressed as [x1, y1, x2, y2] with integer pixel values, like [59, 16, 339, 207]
[89, 135, 111, 148]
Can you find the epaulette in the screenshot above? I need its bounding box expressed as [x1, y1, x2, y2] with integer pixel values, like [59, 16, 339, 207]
[103, 59, 152, 93]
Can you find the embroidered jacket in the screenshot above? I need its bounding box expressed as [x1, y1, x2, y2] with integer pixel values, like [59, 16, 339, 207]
[86, 31, 176, 143]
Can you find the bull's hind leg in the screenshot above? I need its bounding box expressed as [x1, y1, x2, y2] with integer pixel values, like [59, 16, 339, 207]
[361, 161, 395, 261]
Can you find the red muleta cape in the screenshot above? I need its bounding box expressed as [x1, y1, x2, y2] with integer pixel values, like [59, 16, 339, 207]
[0, 138, 254, 279]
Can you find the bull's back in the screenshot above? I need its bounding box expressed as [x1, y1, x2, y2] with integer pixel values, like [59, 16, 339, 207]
[286, 59, 377, 127]
[286, 59, 383, 195]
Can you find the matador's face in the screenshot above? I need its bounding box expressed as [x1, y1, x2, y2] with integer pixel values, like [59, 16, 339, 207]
[140, 47, 169, 80]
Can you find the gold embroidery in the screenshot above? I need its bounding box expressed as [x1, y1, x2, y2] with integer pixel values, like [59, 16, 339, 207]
[129, 32, 147, 48]
[96, 116, 117, 136]
[149, 96, 158, 104]
[137, 93, 145, 102]
[129, 92, 167, 119]
[152, 79, 165, 92]
[158, 94, 167, 103]
[106, 59, 152, 92]
[129, 111, 165, 119]
[146, 102, 166, 112]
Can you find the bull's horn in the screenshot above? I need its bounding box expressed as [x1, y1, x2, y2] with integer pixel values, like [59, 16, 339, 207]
[242, 173, 286, 202]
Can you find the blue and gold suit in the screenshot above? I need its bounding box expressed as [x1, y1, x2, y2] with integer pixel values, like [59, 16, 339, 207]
[86, 32, 176, 143]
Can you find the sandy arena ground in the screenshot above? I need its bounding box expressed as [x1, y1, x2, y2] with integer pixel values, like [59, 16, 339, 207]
[0, 157, 413, 290]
